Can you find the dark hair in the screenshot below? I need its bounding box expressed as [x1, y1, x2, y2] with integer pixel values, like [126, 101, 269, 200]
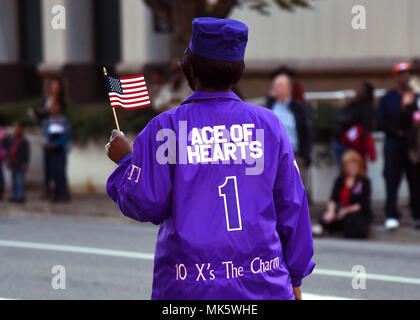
[361, 81, 375, 103]
[270, 65, 296, 79]
[182, 50, 245, 91]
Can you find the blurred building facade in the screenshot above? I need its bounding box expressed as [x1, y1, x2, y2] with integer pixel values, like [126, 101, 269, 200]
[0, 0, 170, 103]
[1, 0, 420, 103]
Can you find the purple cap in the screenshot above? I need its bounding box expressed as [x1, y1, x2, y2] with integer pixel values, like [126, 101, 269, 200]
[186, 17, 248, 62]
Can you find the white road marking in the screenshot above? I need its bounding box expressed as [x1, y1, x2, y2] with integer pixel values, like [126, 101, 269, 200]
[0, 239, 154, 260]
[1, 239, 420, 287]
[314, 268, 420, 286]
[315, 238, 420, 255]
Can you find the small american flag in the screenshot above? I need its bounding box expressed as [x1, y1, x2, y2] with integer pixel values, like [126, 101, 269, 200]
[105, 74, 151, 109]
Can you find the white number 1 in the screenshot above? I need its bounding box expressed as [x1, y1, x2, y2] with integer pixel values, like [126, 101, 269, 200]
[218, 176, 242, 231]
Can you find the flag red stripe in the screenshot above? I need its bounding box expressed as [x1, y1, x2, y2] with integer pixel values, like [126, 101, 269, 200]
[111, 100, 151, 106]
[109, 91, 149, 99]
[111, 101, 151, 109]
[109, 95, 149, 102]
[120, 74, 145, 80]
[107, 73, 150, 109]
[121, 80, 146, 87]
[109, 96, 150, 103]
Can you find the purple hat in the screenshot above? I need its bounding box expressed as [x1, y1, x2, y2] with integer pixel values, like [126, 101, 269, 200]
[186, 17, 248, 62]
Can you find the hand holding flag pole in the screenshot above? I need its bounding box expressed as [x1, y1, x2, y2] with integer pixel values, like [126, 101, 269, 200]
[102, 67, 151, 156]
[103, 67, 121, 132]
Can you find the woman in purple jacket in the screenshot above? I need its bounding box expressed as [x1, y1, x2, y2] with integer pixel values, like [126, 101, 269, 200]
[106, 17, 315, 300]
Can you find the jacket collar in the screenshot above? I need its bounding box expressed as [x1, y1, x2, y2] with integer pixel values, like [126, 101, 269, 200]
[182, 91, 242, 104]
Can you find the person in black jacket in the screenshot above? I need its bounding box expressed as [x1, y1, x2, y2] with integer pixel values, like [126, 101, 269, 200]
[3, 122, 30, 203]
[333, 82, 375, 165]
[265, 72, 313, 192]
[399, 92, 420, 228]
[312, 150, 372, 238]
[378, 62, 418, 230]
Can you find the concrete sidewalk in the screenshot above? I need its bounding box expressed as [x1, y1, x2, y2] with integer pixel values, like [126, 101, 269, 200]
[1, 192, 126, 223]
[1, 191, 419, 244]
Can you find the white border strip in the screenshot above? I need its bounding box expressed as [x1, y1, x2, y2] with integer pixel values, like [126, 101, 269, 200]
[303, 293, 358, 300]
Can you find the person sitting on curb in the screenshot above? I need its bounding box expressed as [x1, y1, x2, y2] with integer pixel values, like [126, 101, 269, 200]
[312, 149, 372, 239]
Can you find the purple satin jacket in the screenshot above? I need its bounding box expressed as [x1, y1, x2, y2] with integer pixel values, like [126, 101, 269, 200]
[107, 91, 315, 300]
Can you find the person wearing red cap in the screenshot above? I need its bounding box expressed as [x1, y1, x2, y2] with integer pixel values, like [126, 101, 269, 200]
[392, 62, 412, 75]
[400, 60, 420, 229]
[377, 62, 420, 230]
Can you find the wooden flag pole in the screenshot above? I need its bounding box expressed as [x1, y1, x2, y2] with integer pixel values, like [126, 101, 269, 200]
[103, 67, 121, 132]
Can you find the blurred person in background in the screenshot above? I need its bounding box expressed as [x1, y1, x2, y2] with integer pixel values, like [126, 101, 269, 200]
[2, 122, 30, 203]
[399, 84, 420, 229]
[0, 121, 8, 200]
[333, 82, 377, 167]
[271, 66, 305, 103]
[152, 62, 192, 112]
[44, 101, 71, 202]
[28, 77, 67, 199]
[148, 69, 166, 111]
[312, 150, 372, 239]
[377, 62, 419, 230]
[410, 58, 420, 94]
[29, 77, 67, 122]
[265, 71, 313, 192]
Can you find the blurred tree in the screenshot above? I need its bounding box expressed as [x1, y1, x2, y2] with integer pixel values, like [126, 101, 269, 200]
[143, 0, 312, 58]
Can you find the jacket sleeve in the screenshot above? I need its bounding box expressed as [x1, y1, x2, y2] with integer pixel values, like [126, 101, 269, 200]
[360, 103, 374, 139]
[273, 118, 315, 287]
[360, 178, 372, 217]
[34, 102, 50, 122]
[106, 119, 173, 225]
[377, 95, 402, 138]
[330, 176, 342, 203]
[399, 104, 415, 130]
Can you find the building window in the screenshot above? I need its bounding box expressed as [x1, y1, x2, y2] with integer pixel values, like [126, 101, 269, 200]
[93, 0, 121, 65]
[18, 0, 42, 64]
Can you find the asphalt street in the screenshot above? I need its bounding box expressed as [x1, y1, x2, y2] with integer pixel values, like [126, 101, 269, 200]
[0, 215, 419, 300]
